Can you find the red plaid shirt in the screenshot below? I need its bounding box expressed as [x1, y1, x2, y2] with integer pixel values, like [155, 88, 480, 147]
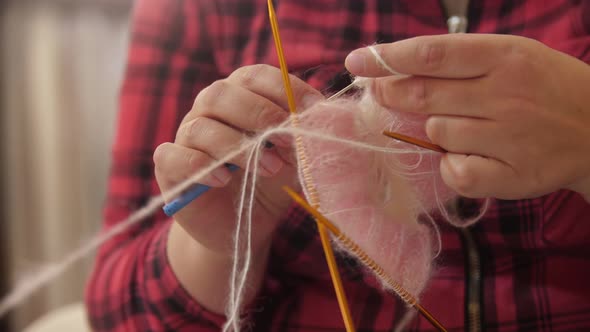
[86, 0, 590, 331]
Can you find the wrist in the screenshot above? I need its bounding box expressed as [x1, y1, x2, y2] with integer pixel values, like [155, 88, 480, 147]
[167, 222, 271, 314]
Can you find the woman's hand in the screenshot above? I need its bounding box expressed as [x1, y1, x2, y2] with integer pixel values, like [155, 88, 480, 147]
[154, 64, 322, 312]
[156, 64, 322, 254]
[346, 34, 590, 201]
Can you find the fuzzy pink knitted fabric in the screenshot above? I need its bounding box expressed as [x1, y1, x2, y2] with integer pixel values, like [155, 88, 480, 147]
[299, 95, 454, 297]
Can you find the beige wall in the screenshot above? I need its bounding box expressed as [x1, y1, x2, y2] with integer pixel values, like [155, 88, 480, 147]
[0, 2, 130, 330]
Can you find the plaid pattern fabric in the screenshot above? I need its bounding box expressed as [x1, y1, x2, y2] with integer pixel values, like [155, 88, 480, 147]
[85, 0, 590, 331]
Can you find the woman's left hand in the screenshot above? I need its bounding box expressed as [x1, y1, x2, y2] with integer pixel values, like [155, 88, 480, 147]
[345, 34, 590, 201]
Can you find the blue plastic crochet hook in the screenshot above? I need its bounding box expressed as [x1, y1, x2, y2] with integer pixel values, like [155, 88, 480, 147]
[163, 164, 240, 216]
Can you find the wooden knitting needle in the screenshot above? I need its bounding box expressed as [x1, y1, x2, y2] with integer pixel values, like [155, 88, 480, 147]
[268, 1, 356, 331]
[382, 130, 446, 153]
[267, 0, 297, 115]
[283, 186, 449, 332]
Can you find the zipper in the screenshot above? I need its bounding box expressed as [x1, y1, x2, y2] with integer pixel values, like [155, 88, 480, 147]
[461, 228, 482, 332]
[440, 1, 483, 330]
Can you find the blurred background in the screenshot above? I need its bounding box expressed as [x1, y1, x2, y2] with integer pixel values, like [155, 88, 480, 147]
[1, 0, 132, 330]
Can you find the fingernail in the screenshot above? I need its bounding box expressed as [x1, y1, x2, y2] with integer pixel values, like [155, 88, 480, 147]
[211, 166, 232, 186]
[260, 152, 284, 176]
[272, 134, 291, 148]
[345, 50, 366, 74]
[302, 94, 323, 109]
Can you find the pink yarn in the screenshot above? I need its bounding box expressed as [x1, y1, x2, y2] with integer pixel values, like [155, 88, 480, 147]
[298, 91, 455, 297]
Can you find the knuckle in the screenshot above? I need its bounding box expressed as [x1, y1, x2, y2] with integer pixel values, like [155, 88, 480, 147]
[499, 94, 536, 120]
[231, 64, 268, 87]
[177, 117, 208, 141]
[289, 79, 310, 101]
[407, 78, 428, 111]
[425, 117, 443, 143]
[252, 102, 277, 127]
[276, 80, 287, 98]
[506, 43, 529, 64]
[183, 150, 198, 170]
[416, 41, 446, 71]
[195, 80, 228, 108]
[504, 37, 541, 70]
[374, 80, 392, 108]
[451, 161, 476, 195]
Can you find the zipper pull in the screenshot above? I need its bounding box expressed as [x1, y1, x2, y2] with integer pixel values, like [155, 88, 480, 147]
[447, 15, 468, 33]
[441, 0, 469, 33]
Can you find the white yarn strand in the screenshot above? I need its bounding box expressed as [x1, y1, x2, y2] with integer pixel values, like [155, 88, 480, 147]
[368, 45, 402, 76]
[0, 75, 490, 332]
[223, 138, 265, 332]
[0, 119, 455, 322]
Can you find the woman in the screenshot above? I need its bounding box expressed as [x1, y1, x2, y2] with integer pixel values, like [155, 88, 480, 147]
[86, 0, 590, 330]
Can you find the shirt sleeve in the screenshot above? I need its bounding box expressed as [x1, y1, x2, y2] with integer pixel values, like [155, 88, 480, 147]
[84, 0, 225, 330]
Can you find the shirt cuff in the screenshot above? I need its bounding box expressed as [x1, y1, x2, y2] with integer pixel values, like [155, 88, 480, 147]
[143, 221, 227, 328]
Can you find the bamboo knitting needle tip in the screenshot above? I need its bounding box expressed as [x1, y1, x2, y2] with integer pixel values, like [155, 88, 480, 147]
[382, 130, 446, 153]
[283, 186, 356, 332]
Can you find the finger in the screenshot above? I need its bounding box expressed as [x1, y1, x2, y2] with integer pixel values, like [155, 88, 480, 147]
[191, 80, 289, 140]
[346, 34, 513, 78]
[175, 117, 284, 176]
[372, 75, 492, 118]
[426, 116, 501, 158]
[226, 64, 324, 111]
[440, 153, 518, 199]
[153, 142, 233, 192]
